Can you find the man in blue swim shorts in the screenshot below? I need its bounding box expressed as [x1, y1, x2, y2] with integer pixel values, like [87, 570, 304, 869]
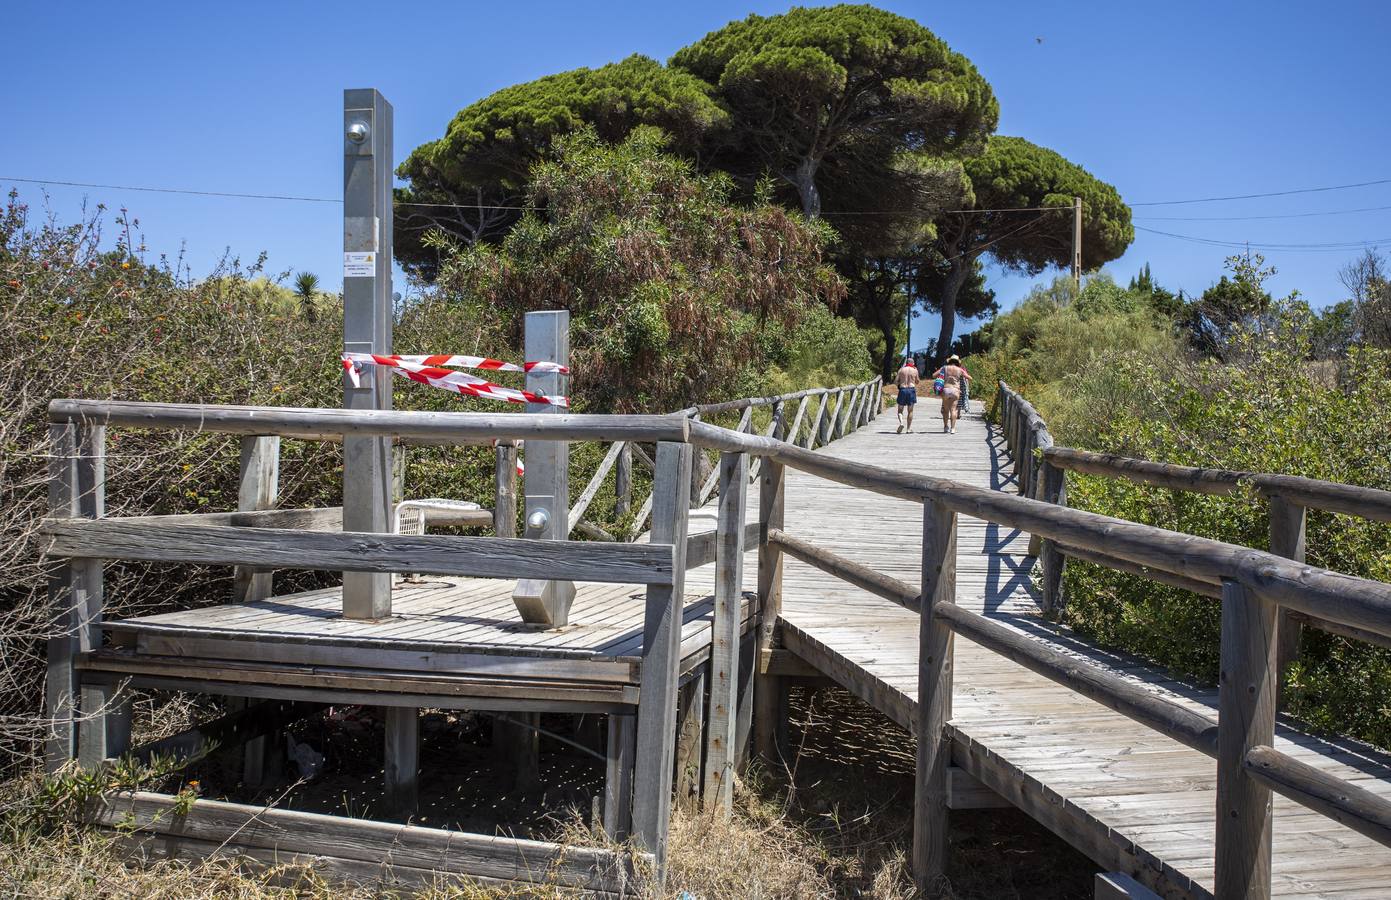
[895, 356, 920, 433]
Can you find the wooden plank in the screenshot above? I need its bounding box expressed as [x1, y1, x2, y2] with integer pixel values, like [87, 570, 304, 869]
[232, 435, 279, 603]
[946, 765, 1009, 810]
[570, 440, 625, 533]
[913, 499, 955, 893]
[615, 442, 633, 517]
[45, 520, 674, 585]
[753, 460, 786, 761]
[493, 442, 518, 539]
[384, 707, 419, 815]
[51, 398, 691, 445]
[631, 441, 692, 873]
[703, 451, 747, 811]
[1214, 579, 1276, 900]
[604, 712, 636, 841]
[1269, 495, 1306, 697]
[89, 790, 640, 891]
[675, 669, 705, 812]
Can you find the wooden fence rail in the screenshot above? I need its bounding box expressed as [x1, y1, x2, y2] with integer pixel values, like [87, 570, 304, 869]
[991, 380, 1391, 899]
[689, 397, 1391, 898]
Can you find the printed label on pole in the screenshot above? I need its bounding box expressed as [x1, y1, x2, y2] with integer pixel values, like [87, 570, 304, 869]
[344, 252, 376, 278]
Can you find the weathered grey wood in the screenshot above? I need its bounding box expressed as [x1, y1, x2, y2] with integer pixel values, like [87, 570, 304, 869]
[802, 394, 828, 449]
[384, 706, 419, 815]
[697, 409, 749, 505]
[233, 436, 279, 604]
[784, 395, 810, 447]
[570, 440, 625, 534]
[493, 442, 518, 539]
[494, 711, 539, 792]
[1243, 745, 1391, 849]
[628, 488, 656, 541]
[1044, 445, 1246, 495]
[631, 441, 691, 874]
[1251, 473, 1391, 524]
[1095, 872, 1164, 900]
[768, 528, 919, 613]
[703, 451, 747, 811]
[1059, 541, 1222, 599]
[50, 398, 692, 445]
[753, 459, 786, 762]
[934, 602, 1220, 755]
[758, 648, 824, 678]
[822, 389, 844, 444]
[44, 520, 674, 585]
[604, 712, 636, 841]
[89, 790, 641, 891]
[1269, 494, 1306, 701]
[685, 420, 1391, 641]
[946, 765, 1009, 810]
[48, 422, 104, 772]
[684, 522, 758, 571]
[1038, 458, 1067, 613]
[615, 442, 633, 517]
[914, 499, 955, 895]
[121, 507, 344, 531]
[674, 668, 705, 812]
[1214, 579, 1276, 900]
[733, 631, 756, 771]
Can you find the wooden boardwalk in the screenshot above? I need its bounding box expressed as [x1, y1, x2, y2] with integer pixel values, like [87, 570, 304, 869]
[775, 401, 1391, 900]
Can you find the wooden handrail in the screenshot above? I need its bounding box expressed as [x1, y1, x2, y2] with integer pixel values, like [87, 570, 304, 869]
[50, 399, 690, 445]
[685, 418, 1391, 641]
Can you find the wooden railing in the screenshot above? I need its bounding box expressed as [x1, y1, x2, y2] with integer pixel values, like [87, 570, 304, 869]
[689, 401, 1391, 900]
[986, 380, 1391, 899]
[42, 376, 882, 877]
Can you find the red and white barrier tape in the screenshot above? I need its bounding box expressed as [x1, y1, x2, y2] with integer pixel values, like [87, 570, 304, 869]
[363, 354, 568, 375]
[342, 353, 569, 408]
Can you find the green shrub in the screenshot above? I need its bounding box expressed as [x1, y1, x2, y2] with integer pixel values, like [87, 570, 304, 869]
[1056, 310, 1391, 746]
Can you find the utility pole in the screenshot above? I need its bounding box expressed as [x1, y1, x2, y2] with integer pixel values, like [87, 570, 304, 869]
[1071, 196, 1083, 290]
[341, 88, 394, 621]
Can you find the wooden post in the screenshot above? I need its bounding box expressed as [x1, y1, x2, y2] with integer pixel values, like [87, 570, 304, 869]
[786, 395, 810, 447]
[1039, 459, 1067, 615]
[804, 394, 828, 450]
[675, 669, 706, 812]
[913, 499, 957, 895]
[753, 460, 786, 762]
[615, 442, 633, 517]
[341, 87, 394, 621]
[734, 631, 757, 771]
[604, 712, 636, 840]
[494, 712, 540, 792]
[1214, 579, 1276, 900]
[824, 389, 844, 443]
[53, 424, 113, 772]
[632, 441, 692, 873]
[232, 436, 279, 603]
[703, 451, 748, 811]
[1269, 494, 1306, 702]
[384, 707, 419, 815]
[493, 441, 518, 538]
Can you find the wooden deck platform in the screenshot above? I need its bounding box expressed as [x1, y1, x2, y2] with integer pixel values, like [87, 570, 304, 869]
[776, 402, 1391, 900]
[93, 571, 755, 714]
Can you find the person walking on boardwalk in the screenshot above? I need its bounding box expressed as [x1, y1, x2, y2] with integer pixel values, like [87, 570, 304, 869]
[894, 355, 920, 433]
[933, 355, 972, 433]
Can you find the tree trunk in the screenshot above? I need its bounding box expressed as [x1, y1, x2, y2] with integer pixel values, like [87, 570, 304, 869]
[879, 316, 898, 380]
[791, 157, 822, 218]
[935, 258, 971, 365]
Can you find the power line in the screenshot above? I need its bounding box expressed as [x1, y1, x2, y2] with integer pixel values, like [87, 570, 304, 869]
[2, 176, 340, 204]
[1135, 224, 1390, 253]
[4, 176, 1072, 217]
[1136, 204, 1391, 222]
[1131, 178, 1391, 207]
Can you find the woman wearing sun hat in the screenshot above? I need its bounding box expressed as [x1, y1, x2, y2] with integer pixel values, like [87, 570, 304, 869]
[932, 355, 972, 433]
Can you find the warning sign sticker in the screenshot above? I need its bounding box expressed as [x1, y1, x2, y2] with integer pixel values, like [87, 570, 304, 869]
[344, 252, 375, 278]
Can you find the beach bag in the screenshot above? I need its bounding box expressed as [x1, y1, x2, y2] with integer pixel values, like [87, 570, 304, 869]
[933, 377, 945, 395]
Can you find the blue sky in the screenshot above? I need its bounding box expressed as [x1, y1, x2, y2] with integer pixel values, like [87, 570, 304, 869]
[8, 1, 1390, 350]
